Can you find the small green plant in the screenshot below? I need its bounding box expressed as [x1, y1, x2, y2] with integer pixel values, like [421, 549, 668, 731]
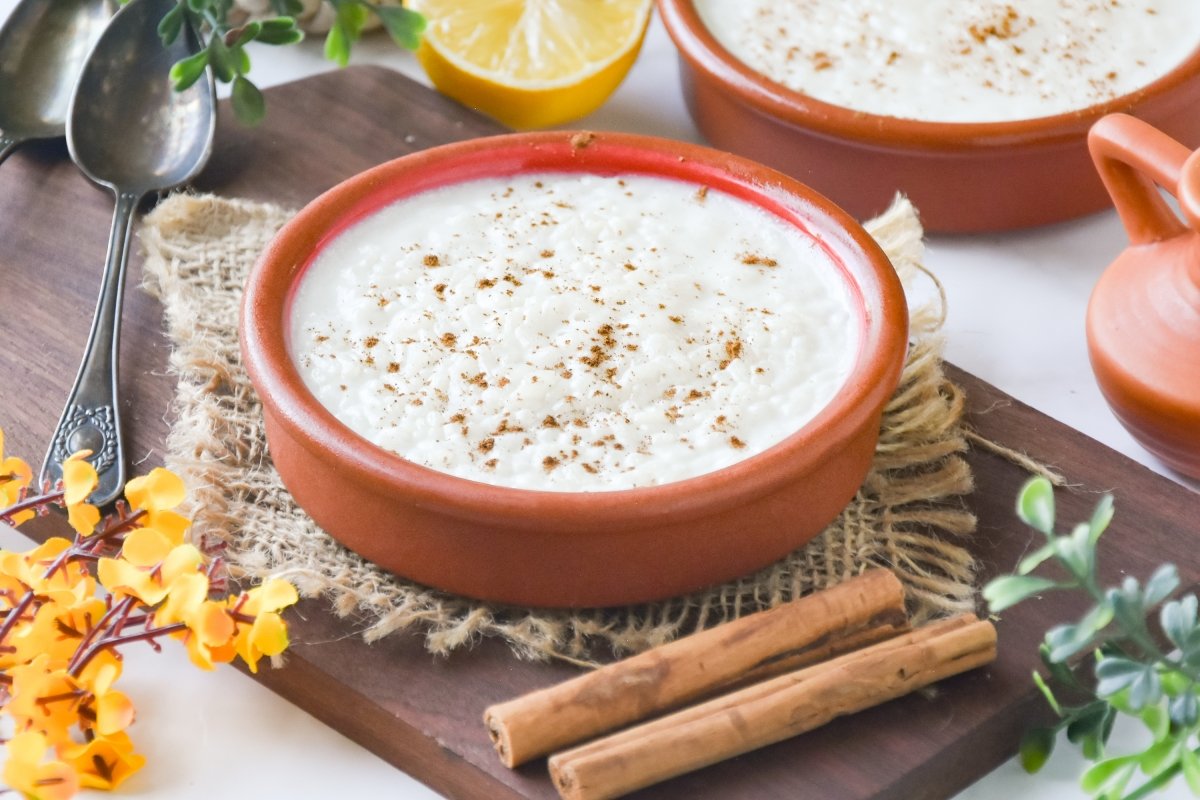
[984, 477, 1200, 799]
[126, 0, 426, 124]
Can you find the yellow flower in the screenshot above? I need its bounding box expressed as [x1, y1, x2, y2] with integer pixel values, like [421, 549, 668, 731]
[96, 543, 204, 606]
[84, 655, 135, 737]
[124, 468, 192, 547]
[6, 656, 83, 747]
[60, 731, 145, 791]
[155, 572, 237, 670]
[1, 427, 35, 524]
[61, 451, 99, 536]
[231, 578, 298, 673]
[2, 732, 79, 800]
[124, 467, 186, 512]
[8, 597, 106, 669]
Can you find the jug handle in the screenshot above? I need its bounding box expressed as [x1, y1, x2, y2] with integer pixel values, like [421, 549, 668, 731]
[1088, 113, 1191, 246]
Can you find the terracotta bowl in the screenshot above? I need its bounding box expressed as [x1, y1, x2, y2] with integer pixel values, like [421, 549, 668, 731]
[240, 131, 908, 608]
[657, 0, 1200, 233]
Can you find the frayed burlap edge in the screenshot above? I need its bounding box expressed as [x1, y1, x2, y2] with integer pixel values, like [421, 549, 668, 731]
[140, 192, 977, 663]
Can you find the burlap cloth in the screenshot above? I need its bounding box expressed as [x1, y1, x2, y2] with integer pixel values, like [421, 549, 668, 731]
[139, 193, 977, 663]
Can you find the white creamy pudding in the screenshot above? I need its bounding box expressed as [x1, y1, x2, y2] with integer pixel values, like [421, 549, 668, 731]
[694, 0, 1200, 123]
[289, 172, 859, 491]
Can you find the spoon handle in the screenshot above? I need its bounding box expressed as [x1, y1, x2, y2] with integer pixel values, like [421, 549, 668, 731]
[0, 132, 18, 166]
[40, 190, 140, 507]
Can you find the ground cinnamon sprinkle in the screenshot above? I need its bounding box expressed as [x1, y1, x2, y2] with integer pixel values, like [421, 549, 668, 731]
[294, 172, 858, 491]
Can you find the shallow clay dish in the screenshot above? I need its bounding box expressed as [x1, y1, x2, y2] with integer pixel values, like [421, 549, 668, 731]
[657, 0, 1200, 233]
[240, 131, 908, 608]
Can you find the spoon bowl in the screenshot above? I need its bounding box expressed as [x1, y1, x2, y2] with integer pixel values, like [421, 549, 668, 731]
[40, 0, 216, 505]
[0, 0, 113, 162]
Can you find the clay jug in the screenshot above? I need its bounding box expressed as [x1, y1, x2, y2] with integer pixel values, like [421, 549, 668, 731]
[1087, 114, 1200, 478]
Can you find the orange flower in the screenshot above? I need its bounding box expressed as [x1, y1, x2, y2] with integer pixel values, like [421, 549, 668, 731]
[61, 451, 99, 536]
[2, 732, 79, 800]
[0, 427, 35, 525]
[60, 731, 145, 791]
[231, 578, 299, 673]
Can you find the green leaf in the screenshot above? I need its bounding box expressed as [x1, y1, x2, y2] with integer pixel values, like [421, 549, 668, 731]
[1169, 690, 1200, 727]
[271, 0, 304, 14]
[256, 17, 304, 46]
[1017, 542, 1056, 575]
[1139, 702, 1170, 742]
[231, 76, 266, 125]
[1066, 702, 1108, 744]
[1054, 534, 1091, 579]
[1144, 563, 1180, 608]
[169, 50, 209, 91]
[1095, 656, 1152, 698]
[1039, 642, 1079, 687]
[158, 3, 185, 45]
[1080, 755, 1137, 795]
[1139, 737, 1181, 778]
[1162, 595, 1197, 651]
[1089, 494, 1115, 544]
[375, 5, 426, 50]
[1182, 747, 1200, 794]
[984, 574, 1060, 613]
[1019, 726, 1056, 773]
[226, 20, 263, 50]
[324, 20, 352, 67]
[1017, 477, 1056, 535]
[207, 36, 237, 82]
[1033, 670, 1063, 716]
[1046, 620, 1100, 663]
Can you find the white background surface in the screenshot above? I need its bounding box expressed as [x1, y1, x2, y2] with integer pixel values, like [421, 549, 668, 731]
[0, 2, 1198, 798]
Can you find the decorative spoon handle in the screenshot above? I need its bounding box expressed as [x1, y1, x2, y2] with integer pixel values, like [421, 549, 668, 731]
[0, 132, 19, 166]
[40, 189, 141, 505]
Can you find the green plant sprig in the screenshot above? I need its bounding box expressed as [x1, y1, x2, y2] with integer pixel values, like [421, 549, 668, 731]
[984, 477, 1200, 799]
[123, 0, 426, 125]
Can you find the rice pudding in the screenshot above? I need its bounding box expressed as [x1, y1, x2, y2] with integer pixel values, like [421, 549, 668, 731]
[694, 0, 1200, 123]
[289, 172, 859, 492]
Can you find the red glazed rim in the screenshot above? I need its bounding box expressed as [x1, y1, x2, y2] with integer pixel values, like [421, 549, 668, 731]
[240, 131, 908, 534]
[657, 0, 1200, 151]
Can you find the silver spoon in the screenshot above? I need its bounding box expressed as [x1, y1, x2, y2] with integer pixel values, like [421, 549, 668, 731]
[0, 0, 114, 165]
[40, 0, 215, 505]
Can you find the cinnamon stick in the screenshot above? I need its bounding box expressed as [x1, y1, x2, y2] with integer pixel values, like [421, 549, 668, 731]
[548, 614, 996, 800]
[484, 569, 908, 767]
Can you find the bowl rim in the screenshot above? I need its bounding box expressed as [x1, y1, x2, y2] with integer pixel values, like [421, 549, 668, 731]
[656, 0, 1200, 151]
[240, 130, 908, 533]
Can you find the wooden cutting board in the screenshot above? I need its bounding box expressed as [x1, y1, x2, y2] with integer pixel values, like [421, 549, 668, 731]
[1, 66, 1197, 800]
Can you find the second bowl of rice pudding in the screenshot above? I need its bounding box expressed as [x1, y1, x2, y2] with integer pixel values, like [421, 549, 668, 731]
[659, 0, 1200, 232]
[241, 131, 907, 607]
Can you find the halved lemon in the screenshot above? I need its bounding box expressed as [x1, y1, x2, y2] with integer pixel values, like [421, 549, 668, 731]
[408, 0, 653, 129]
